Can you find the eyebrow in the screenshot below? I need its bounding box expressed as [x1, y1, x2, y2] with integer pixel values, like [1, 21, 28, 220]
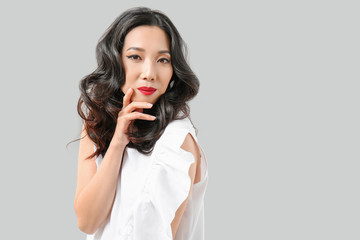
[126, 47, 170, 54]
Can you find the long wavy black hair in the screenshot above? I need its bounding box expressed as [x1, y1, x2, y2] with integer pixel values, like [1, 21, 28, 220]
[77, 7, 199, 159]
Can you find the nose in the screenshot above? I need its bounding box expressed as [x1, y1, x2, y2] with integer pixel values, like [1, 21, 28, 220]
[141, 59, 156, 81]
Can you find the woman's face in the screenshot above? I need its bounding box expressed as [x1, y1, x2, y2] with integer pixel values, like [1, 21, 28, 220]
[121, 25, 173, 104]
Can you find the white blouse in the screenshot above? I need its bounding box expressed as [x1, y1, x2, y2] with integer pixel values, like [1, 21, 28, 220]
[86, 117, 209, 240]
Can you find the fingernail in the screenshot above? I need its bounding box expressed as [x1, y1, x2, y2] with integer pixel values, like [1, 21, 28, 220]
[147, 103, 153, 107]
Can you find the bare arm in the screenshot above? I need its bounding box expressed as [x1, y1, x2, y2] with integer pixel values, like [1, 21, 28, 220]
[74, 88, 156, 234]
[74, 127, 125, 234]
[171, 133, 201, 239]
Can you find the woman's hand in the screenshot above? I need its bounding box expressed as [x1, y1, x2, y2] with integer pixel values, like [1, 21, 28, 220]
[111, 88, 156, 146]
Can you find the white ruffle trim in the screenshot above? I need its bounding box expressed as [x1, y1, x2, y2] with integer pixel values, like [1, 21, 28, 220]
[119, 125, 196, 240]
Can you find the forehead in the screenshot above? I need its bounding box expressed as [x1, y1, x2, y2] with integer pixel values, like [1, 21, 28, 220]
[122, 25, 170, 51]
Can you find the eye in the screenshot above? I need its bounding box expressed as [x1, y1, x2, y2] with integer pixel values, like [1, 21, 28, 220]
[127, 55, 141, 61]
[158, 58, 171, 64]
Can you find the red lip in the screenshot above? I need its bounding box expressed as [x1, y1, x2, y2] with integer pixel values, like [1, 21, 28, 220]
[137, 87, 157, 95]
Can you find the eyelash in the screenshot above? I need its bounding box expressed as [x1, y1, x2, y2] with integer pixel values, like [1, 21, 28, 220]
[126, 55, 171, 63]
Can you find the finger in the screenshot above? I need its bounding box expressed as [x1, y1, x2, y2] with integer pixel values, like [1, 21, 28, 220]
[123, 102, 153, 113]
[125, 112, 156, 121]
[122, 88, 133, 109]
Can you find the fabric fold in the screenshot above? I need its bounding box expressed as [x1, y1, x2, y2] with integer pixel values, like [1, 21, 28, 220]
[119, 124, 197, 240]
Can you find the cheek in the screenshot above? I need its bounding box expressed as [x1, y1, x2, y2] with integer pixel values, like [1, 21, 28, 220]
[121, 84, 126, 94]
[162, 69, 173, 91]
[159, 80, 172, 94]
[121, 82, 129, 95]
[121, 69, 135, 94]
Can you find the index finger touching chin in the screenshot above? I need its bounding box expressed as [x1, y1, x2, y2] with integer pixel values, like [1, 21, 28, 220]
[123, 88, 133, 108]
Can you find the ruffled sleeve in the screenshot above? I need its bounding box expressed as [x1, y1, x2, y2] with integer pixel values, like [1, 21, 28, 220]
[119, 119, 197, 240]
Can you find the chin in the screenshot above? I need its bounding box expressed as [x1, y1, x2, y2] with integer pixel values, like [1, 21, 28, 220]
[132, 94, 157, 104]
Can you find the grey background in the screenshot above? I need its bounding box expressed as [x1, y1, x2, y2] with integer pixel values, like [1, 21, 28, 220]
[0, 0, 359, 239]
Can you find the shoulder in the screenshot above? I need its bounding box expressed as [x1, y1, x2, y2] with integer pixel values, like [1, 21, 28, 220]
[157, 117, 198, 149]
[154, 117, 201, 182]
[167, 116, 195, 131]
[180, 132, 200, 158]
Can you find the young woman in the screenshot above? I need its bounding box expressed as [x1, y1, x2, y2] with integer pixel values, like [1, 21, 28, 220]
[74, 7, 208, 240]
